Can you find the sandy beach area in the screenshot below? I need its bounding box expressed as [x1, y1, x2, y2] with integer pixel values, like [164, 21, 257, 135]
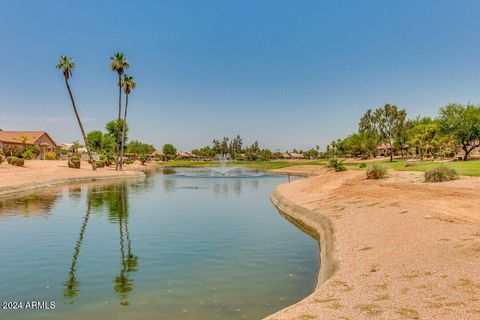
[0, 160, 151, 197]
[266, 166, 480, 319]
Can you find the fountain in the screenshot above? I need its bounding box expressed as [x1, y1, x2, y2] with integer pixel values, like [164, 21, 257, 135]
[212, 154, 234, 176]
[168, 154, 266, 178]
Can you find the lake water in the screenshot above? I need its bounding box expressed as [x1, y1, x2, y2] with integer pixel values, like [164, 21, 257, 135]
[0, 167, 319, 319]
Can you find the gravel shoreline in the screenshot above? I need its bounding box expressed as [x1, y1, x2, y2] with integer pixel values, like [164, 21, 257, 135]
[265, 166, 480, 319]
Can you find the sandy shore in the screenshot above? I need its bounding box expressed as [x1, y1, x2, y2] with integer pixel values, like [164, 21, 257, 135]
[266, 166, 480, 319]
[0, 160, 151, 197]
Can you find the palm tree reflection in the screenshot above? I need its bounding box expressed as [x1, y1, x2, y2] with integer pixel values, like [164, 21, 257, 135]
[64, 182, 139, 305]
[113, 183, 138, 306]
[64, 195, 92, 301]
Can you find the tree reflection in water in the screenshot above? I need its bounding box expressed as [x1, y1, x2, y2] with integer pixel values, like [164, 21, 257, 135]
[64, 182, 139, 306]
[114, 183, 138, 306]
[64, 193, 92, 301]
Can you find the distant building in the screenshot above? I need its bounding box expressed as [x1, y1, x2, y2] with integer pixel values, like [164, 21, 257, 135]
[377, 143, 392, 157]
[176, 151, 196, 160]
[0, 130, 60, 157]
[288, 152, 305, 159]
[59, 143, 88, 153]
[281, 152, 292, 159]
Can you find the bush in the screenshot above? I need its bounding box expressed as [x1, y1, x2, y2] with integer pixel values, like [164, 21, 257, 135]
[11, 146, 23, 157]
[44, 151, 57, 160]
[22, 149, 35, 160]
[6, 156, 14, 164]
[96, 160, 105, 168]
[11, 157, 25, 166]
[139, 154, 149, 165]
[68, 156, 81, 169]
[358, 163, 367, 168]
[424, 166, 458, 183]
[0, 155, 4, 164]
[366, 164, 386, 179]
[327, 159, 347, 172]
[404, 162, 417, 167]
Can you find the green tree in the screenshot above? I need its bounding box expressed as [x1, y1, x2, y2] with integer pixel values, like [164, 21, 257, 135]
[110, 52, 130, 170]
[126, 140, 155, 155]
[303, 148, 319, 159]
[191, 146, 215, 159]
[103, 135, 117, 154]
[438, 103, 480, 161]
[245, 141, 260, 161]
[120, 74, 136, 168]
[70, 140, 82, 153]
[360, 104, 407, 162]
[14, 135, 30, 152]
[259, 149, 272, 161]
[162, 144, 177, 161]
[229, 134, 243, 159]
[407, 117, 441, 159]
[87, 130, 104, 152]
[56, 56, 96, 170]
[106, 119, 128, 143]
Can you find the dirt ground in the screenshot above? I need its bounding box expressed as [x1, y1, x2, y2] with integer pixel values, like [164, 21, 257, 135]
[266, 166, 480, 320]
[0, 159, 152, 196]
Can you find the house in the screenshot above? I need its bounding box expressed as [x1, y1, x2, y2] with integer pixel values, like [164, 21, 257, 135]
[281, 152, 292, 160]
[176, 151, 196, 160]
[377, 143, 392, 157]
[150, 151, 165, 161]
[0, 130, 60, 158]
[288, 152, 305, 159]
[59, 143, 88, 153]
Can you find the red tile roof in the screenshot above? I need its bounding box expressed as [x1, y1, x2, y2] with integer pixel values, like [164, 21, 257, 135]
[0, 131, 58, 146]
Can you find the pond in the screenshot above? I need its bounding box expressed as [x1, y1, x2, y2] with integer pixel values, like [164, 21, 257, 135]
[0, 167, 319, 320]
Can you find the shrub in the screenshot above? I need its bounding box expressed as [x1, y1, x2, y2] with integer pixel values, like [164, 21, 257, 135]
[404, 162, 417, 167]
[6, 156, 14, 164]
[424, 166, 458, 183]
[11, 157, 25, 166]
[68, 156, 81, 169]
[139, 154, 149, 165]
[327, 159, 347, 172]
[358, 163, 367, 168]
[366, 164, 386, 179]
[44, 151, 57, 160]
[11, 146, 23, 157]
[96, 160, 105, 168]
[0, 155, 4, 164]
[22, 149, 35, 160]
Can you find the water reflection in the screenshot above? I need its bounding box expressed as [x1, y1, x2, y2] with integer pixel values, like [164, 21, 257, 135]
[64, 197, 92, 300]
[63, 182, 139, 306]
[163, 179, 177, 193]
[113, 183, 138, 306]
[0, 192, 60, 217]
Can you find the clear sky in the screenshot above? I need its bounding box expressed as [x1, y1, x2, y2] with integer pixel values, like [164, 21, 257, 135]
[1, 0, 480, 151]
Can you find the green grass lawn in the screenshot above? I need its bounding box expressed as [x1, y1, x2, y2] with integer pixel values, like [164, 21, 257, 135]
[160, 158, 480, 176]
[345, 159, 480, 176]
[161, 160, 326, 170]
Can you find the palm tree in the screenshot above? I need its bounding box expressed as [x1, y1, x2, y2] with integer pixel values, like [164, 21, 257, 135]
[119, 74, 136, 168]
[70, 140, 82, 154]
[110, 52, 130, 170]
[56, 56, 96, 170]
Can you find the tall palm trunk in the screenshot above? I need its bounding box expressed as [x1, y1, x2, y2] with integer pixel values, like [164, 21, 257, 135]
[120, 93, 129, 168]
[115, 73, 123, 170]
[64, 78, 96, 170]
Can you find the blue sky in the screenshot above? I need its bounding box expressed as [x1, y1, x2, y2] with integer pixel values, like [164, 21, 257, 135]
[1, 0, 480, 151]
